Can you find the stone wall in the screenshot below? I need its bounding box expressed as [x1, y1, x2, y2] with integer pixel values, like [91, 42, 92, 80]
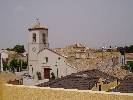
[0, 83, 133, 100]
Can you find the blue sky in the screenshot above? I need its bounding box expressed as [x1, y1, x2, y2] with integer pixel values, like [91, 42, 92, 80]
[0, 0, 133, 49]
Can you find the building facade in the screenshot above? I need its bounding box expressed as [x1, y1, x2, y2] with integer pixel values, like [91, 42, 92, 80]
[0, 50, 8, 72]
[28, 20, 77, 79]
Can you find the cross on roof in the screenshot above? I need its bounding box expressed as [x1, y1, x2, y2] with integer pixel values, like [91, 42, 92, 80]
[36, 18, 40, 25]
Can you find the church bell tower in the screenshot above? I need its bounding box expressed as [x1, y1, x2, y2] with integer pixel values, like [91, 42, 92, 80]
[28, 19, 49, 76]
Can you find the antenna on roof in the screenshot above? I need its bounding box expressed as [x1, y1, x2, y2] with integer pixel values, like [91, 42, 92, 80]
[36, 18, 40, 25]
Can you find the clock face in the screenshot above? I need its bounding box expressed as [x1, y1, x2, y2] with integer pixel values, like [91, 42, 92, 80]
[32, 47, 36, 52]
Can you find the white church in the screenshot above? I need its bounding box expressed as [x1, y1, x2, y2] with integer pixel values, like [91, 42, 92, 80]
[28, 20, 77, 79]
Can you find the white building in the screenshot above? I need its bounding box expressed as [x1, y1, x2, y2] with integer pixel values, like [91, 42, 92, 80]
[28, 20, 77, 79]
[0, 50, 9, 72]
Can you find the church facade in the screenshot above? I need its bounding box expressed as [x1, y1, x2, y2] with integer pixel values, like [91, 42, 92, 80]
[28, 20, 77, 79]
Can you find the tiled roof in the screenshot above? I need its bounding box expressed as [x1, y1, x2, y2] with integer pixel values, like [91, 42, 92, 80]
[113, 73, 133, 93]
[37, 69, 119, 90]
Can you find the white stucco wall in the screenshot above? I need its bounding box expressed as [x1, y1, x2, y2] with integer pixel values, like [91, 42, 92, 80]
[28, 60, 38, 78]
[0, 51, 8, 71]
[66, 64, 77, 75]
[1, 52, 8, 59]
[37, 49, 77, 79]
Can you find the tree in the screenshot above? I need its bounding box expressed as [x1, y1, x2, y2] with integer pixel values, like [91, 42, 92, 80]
[118, 45, 133, 53]
[3, 60, 9, 71]
[118, 47, 125, 55]
[36, 72, 42, 80]
[8, 59, 28, 72]
[6, 48, 13, 51]
[17, 59, 22, 71]
[13, 45, 25, 53]
[51, 72, 55, 80]
[22, 61, 28, 69]
[127, 61, 133, 72]
[9, 58, 18, 72]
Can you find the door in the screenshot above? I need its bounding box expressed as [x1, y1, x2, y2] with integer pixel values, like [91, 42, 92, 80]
[44, 68, 50, 79]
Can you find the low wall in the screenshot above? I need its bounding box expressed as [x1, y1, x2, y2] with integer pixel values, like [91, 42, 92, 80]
[0, 83, 133, 100]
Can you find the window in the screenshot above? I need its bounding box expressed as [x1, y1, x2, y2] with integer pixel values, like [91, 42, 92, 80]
[33, 33, 36, 42]
[42, 33, 46, 43]
[46, 57, 48, 63]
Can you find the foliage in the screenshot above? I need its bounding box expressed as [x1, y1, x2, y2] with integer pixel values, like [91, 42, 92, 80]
[3, 61, 9, 71]
[22, 61, 28, 69]
[121, 65, 128, 70]
[6, 48, 13, 51]
[117, 45, 133, 54]
[127, 61, 133, 72]
[117, 47, 125, 55]
[13, 45, 25, 53]
[36, 72, 42, 80]
[9, 58, 18, 72]
[121, 61, 133, 72]
[51, 72, 55, 80]
[8, 59, 27, 72]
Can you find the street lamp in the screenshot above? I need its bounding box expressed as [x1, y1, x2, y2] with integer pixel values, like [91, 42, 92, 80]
[55, 62, 58, 78]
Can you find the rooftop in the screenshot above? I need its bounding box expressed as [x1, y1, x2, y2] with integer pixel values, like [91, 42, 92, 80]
[113, 73, 133, 93]
[37, 69, 119, 90]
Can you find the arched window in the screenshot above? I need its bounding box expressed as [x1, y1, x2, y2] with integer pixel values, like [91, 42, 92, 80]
[33, 33, 36, 42]
[42, 33, 46, 43]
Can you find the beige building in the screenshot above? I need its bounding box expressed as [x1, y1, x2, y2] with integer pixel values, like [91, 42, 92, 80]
[28, 20, 77, 80]
[125, 53, 133, 63]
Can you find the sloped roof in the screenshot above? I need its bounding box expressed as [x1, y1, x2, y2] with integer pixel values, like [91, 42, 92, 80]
[37, 69, 119, 90]
[38, 48, 67, 58]
[113, 73, 133, 93]
[38, 48, 78, 70]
